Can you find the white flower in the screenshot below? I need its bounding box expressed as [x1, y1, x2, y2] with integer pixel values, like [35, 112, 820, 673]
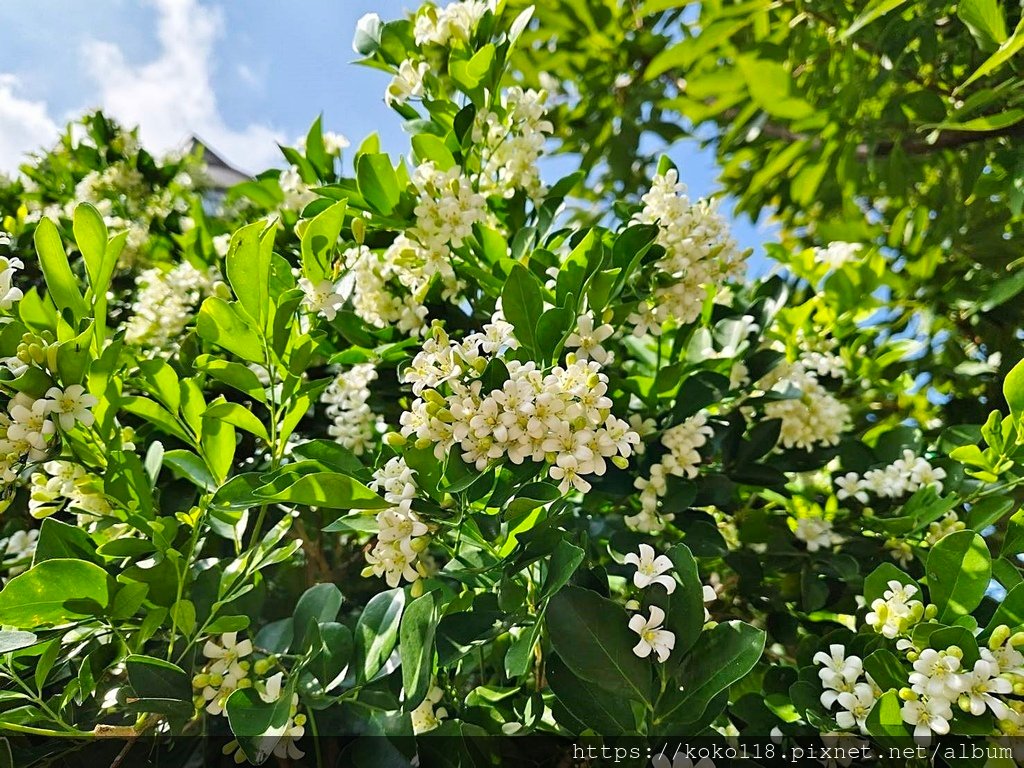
[299, 277, 344, 321]
[353, 12, 382, 53]
[0, 255, 25, 310]
[835, 685, 876, 732]
[909, 649, 962, 700]
[43, 385, 98, 430]
[762, 359, 850, 451]
[565, 313, 614, 364]
[1, 529, 38, 576]
[386, 60, 429, 106]
[901, 697, 952, 738]
[835, 472, 868, 504]
[623, 544, 676, 594]
[322, 131, 350, 155]
[960, 659, 1012, 718]
[794, 516, 840, 552]
[203, 632, 253, 679]
[549, 454, 592, 494]
[702, 584, 716, 622]
[628, 605, 676, 663]
[410, 685, 448, 734]
[813, 645, 863, 690]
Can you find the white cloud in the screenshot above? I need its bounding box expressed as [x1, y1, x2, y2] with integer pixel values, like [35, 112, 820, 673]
[81, 0, 283, 172]
[0, 75, 60, 172]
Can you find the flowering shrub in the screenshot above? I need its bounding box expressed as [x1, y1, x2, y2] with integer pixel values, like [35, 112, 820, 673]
[0, 2, 1023, 766]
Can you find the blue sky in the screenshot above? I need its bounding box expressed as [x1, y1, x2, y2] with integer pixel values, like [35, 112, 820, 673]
[0, 0, 774, 256]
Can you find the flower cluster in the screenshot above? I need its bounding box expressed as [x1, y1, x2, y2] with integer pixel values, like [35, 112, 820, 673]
[279, 166, 317, 212]
[28, 459, 112, 520]
[473, 87, 553, 198]
[413, 0, 489, 47]
[399, 322, 640, 494]
[629, 169, 744, 332]
[628, 412, 713, 533]
[321, 364, 383, 456]
[340, 243, 430, 335]
[864, 580, 931, 639]
[125, 261, 216, 350]
[386, 60, 429, 107]
[364, 456, 430, 587]
[761, 358, 850, 451]
[410, 161, 487, 269]
[0, 388, 97, 484]
[813, 645, 878, 732]
[835, 449, 947, 503]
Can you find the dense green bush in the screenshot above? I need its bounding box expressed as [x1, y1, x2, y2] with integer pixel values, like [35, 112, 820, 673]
[0, 2, 1023, 767]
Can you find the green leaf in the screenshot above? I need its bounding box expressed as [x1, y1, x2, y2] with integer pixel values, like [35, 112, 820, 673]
[450, 43, 495, 91]
[0, 559, 110, 627]
[300, 199, 347, 282]
[927, 530, 992, 622]
[958, 0, 1008, 49]
[960, 17, 1024, 89]
[400, 592, 439, 709]
[547, 655, 637, 735]
[225, 687, 295, 765]
[196, 297, 266, 363]
[226, 221, 274, 328]
[254, 471, 387, 510]
[411, 134, 456, 171]
[293, 583, 344, 652]
[194, 355, 267, 403]
[73, 203, 109, 292]
[864, 690, 908, 743]
[355, 588, 405, 682]
[841, 0, 909, 40]
[666, 544, 707, 656]
[0, 631, 38, 653]
[1004, 358, 1024, 419]
[357, 154, 401, 214]
[863, 649, 908, 691]
[126, 654, 192, 703]
[661, 620, 765, 724]
[540, 540, 584, 599]
[547, 586, 652, 703]
[34, 217, 87, 319]
[929, 108, 1024, 132]
[501, 264, 544, 353]
[205, 401, 270, 443]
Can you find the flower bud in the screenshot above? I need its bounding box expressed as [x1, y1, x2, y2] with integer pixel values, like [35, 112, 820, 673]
[384, 432, 406, 448]
[254, 658, 273, 676]
[351, 216, 366, 244]
[898, 688, 917, 701]
[410, 578, 425, 598]
[924, 604, 938, 620]
[946, 645, 963, 659]
[991, 625, 1011, 650]
[193, 673, 210, 689]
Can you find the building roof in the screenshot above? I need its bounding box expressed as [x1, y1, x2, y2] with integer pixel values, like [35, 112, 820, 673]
[184, 136, 251, 190]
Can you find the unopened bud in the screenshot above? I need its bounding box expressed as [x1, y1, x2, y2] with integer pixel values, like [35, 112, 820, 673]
[383, 431, 406, 448]
[991, 625, 1011, 649]
[898, 688, 917, 701]
[351, 217, 366, 245]
[924, 604, 938, 619]
[410, 578, 425, 598]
